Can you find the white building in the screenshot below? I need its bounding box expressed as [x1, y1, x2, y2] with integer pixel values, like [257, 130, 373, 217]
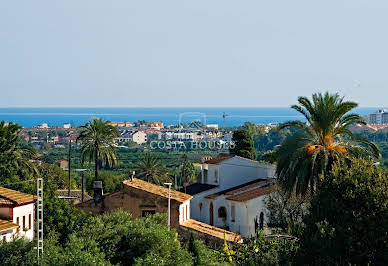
[116, 130, 147, 145]
[367, 109, 388, 124]
[39, 123, 49, 129]
[0, 187, 35, 242]
[63, 123, 71, 129]
[164, 132, 200, 141]
[184, 156, 276, 238]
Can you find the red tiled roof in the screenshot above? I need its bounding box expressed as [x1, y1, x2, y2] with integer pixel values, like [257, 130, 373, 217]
[205, 179, 267, 199]
[0, 187, 34, 205]
[180, 219, 242, 242]
[0, 219, 18, 232]
[204, 156, 233, 164]
[226, 185, 271, 202]
[123, 178, 192, 203]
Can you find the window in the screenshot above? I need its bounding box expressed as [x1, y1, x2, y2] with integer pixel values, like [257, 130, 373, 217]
[185, 205, 188, 220]
[218, 206, 227, 220]
[23, 216, 25, 230]
[141, 210, 155, 217]
[214, 169, 219, 183]
[231, 205, 235, 222]
[203, 169, 208, 183]
[29, 214, 31, 229]
[16, 217, 19, 232]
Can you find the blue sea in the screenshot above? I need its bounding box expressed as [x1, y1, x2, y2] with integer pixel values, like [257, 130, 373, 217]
[0, 107, 384, 128]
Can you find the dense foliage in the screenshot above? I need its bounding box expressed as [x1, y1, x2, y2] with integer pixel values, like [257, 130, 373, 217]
[276, 92, 380, 195]
[0, 121, 38, 185]
[229, 129, 257, 160]
[264, 185, 309, 233]
[77, 118, 120, 181]
[297, 158, 388, 265]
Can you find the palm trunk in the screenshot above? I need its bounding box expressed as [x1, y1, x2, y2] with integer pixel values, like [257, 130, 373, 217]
[95, 149, 99, 181]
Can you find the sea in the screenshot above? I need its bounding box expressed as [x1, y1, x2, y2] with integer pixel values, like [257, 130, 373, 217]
[0, 107, 384, 128]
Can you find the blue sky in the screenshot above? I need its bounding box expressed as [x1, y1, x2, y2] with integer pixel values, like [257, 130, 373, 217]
[0, 0, 387, 107]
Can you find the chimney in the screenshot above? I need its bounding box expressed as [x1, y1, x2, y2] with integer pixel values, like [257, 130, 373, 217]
[93, 181, 103, 204]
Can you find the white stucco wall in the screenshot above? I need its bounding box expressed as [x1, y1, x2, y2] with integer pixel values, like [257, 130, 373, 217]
[190, 156, 275, 237]
[204, 157, 275, 189]
[0, 228, 17, 242]
[13, 204, 34, 241]
[179, 200, 191, 224]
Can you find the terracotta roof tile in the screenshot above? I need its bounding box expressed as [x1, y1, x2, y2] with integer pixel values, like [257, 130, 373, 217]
[0, 187, 34, 205]
[0, 219, 18, 232]
[57, 189, 93, 202]
[180, 219, 242, 242]
[205, 179, 267, 199]
[123, 178, 192, 203]
[226, 185, 272, 202]
[204, 156, 233, 164]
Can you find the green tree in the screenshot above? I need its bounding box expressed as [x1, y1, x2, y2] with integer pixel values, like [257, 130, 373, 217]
[73, 210, 192, 265]
[276, 92, 380, 195]
[264, 185, 310, 233]
[229, 129, 257, 160]
[77, 118, 120, 181]
[240, 121, 266, 137]
[0, 121, 38, 184]
[134, 152, 167, 184]
[260, 150, 278, 164]
[297, 158, 388, 265]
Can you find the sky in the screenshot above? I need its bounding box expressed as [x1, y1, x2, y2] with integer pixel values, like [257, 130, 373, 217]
[0, 0, 387, 107]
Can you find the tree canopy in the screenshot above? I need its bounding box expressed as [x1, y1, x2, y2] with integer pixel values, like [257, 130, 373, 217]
[276, 92, 380, 195]
[229, 129, 257, 160]
[297, 158, 388, 265]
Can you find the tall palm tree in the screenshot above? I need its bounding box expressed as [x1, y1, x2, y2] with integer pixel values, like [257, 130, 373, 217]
[76, 118, 120, 180]
[134, 152, 167, 185]
[276, 92, 380, 196]
[0, 121, 38, 182]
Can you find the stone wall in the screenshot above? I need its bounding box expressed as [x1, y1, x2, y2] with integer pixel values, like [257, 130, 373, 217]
[75, 186, 182, 229]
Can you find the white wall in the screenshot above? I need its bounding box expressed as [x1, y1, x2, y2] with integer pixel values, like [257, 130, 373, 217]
[204, 157, 274, 189]
[179, 200, 191, 224]
[0, 228, 16, 242]
[13, 204, 34, 241]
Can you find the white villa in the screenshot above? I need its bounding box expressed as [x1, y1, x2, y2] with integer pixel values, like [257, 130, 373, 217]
[184, 155, 276, 238]
[116, 130, 147, 145]
[0, 187, 35, 242]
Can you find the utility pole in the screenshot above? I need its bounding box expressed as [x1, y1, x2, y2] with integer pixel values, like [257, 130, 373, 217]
[164, 183, 172, 231]
[36, 178, 43, 259]
[182, 155, 187, 193]
[68, 138, 71, 196]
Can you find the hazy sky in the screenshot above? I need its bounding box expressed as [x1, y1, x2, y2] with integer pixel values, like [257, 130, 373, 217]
[0, 0, 387, 107]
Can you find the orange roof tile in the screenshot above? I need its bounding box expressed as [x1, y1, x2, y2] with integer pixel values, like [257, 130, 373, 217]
[204, 156, 232, 164]
[0, 187, 34, 205]
[123, 178, 192, 203]
[181, 219, 242, 242]
[226, 185, 272, 202]
[0, 219, 18, 232]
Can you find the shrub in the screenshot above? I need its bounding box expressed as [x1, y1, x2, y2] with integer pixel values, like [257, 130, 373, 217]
[297, 158, 388, 265]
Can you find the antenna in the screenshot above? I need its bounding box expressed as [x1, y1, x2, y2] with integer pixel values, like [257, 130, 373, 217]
[222, 112, 228, 128]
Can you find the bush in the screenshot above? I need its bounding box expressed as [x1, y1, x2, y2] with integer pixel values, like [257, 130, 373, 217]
[73, 210, 193, 265]
[297, 158, 388, 265]
[231, 232, 299, 265]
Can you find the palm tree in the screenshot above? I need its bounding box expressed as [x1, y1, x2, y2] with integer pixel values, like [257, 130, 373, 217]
[76, 118, 120, 180]
[276, 92, 380, 196]
[134, 152, 167, 184]
[0, 121, 38, 183]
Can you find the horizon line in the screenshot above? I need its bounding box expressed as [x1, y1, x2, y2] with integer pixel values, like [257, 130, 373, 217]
[0, 105, 385, 108]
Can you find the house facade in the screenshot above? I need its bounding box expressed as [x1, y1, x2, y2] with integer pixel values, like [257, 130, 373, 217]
[75, 178, 242, 246]
[0, 187, 35, 242]
[185, 156, 275, 238]
[76, 178, 192, 229]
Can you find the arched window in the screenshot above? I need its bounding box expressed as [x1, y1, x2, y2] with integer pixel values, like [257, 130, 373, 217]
[218, 206, 227, 220]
